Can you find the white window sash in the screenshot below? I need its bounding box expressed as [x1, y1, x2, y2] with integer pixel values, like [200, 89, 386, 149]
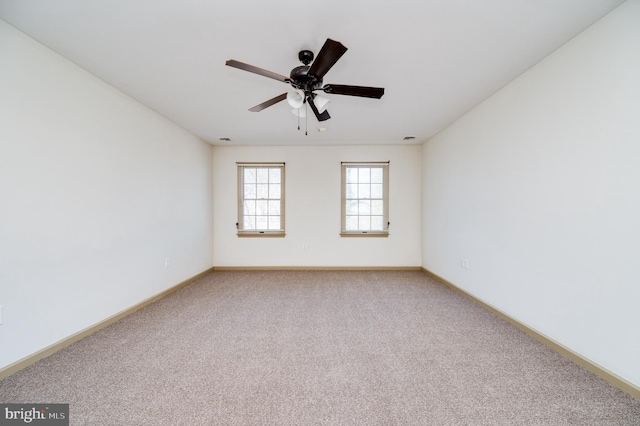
[340, 162, 389, 237]
[237, 162, 285, 237]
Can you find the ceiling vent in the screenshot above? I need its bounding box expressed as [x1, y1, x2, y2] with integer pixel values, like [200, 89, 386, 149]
[218, 137, 231, 142]
[403, 136, 416, 141]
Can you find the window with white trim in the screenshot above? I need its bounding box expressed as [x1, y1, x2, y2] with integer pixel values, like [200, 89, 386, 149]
[237, 162, 285, 237]
[341, 162, 389, 237]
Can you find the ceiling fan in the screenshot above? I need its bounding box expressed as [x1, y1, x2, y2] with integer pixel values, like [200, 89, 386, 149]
[226, 38, 384, 122]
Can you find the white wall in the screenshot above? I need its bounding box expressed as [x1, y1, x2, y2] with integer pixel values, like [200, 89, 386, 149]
[422, 0, 640, 387]
[0, 20, 213, 370]
[213, 145, 421, 267]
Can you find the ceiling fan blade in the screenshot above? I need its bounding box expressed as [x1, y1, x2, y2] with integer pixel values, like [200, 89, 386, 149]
[308, 39, 348, 80]
[226, 60, 290, 83]
[307, 95, 331, 121]
[323, 84, 385, 99]
[249, 93, 287, 112]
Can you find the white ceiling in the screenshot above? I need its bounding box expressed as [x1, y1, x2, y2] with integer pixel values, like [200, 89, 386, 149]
[0, 0, 625, 146]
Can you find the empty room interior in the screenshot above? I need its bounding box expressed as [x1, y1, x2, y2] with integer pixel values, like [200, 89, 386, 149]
[1, 0, 639, 423]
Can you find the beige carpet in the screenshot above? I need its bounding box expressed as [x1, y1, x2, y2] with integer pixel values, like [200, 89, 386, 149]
[1, 270, 639, 425]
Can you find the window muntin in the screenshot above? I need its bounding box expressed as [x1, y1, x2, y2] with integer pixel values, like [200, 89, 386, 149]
[237, 163, 285, 237]
[341, 162, 389, 237]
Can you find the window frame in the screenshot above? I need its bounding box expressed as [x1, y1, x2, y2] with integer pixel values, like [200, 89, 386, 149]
[340, 161, 389, 238]
[237, 162, 285, 238]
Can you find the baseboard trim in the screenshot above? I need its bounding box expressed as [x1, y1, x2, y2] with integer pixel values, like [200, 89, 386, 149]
[213, 266, 422, 271]
[0, 266, 215, 380]
[421, 267, 640, 401]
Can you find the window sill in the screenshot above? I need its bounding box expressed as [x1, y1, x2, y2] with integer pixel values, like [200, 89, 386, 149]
[237, 232, 286, 238]
[340, 232, 389, 238]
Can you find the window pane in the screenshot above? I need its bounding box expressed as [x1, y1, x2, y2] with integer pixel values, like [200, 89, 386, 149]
[244, 184, 256, 199]
[346, 168, 358, 183]
[243, 200, 256, 215]
[371, 216, 384, 230]
[359, 200, 370, 215]
[358, 216, 371, 230]
[268, 200, 280, 215]
[256, 216, 268, 229]
[371, 184, 383, 199]
[243, 216, 256, 229]
[371, 200, 383, 215]
[370, 168, 383, 183]
[358, 168, 371, 183]
[346, 216, 358, 230]
[257, 168, 269, 183]
[346, 200, 358, 215]
[256, 184, 268, 199]
[358, 183, 370, 199]
[268, 168, 280, 183]
[268, 216, 281, 230]
[244, 168, 256, 183]
[256, 200, 268, 215]
[269, 183, 281, 199]
[346, 183, 358, 199]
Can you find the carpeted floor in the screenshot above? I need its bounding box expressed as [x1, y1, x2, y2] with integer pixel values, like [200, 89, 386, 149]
[1, 270, 639, 425]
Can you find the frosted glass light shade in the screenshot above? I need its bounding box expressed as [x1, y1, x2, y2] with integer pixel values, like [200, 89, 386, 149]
[286, 89, 305, 109]
[314, 95, 330, 113]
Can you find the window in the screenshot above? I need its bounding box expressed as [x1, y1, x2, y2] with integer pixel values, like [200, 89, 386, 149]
[237, 162, 285, 237]
[341, 162, 389, 237]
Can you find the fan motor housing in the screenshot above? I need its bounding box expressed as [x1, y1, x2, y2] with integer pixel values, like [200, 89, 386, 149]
[290, 65, 322, 92]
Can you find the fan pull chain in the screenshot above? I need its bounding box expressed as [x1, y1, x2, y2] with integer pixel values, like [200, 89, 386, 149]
[305, 102, 308, 136]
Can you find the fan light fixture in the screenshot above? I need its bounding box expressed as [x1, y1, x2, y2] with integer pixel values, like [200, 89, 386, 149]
[286, 89, 305, 109]
[314, 95, 330, 113]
